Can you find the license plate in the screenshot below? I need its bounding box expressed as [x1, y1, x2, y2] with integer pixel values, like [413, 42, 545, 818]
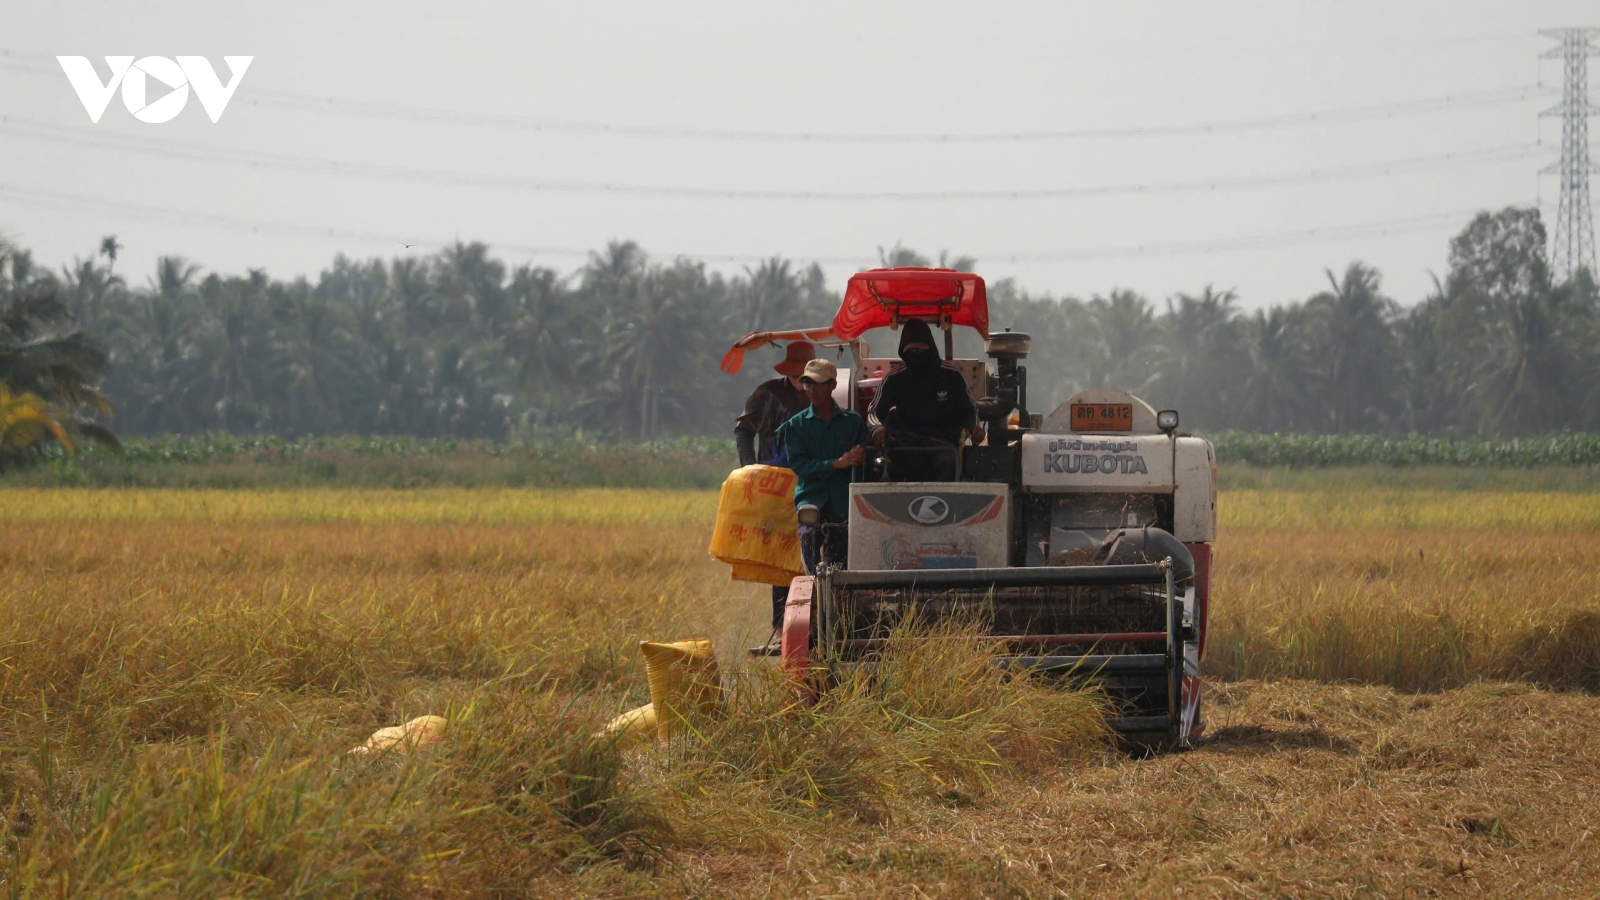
[1070, 403, 1133, 431]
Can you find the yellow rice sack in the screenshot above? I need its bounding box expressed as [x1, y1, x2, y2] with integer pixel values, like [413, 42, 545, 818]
[349, 714, 448, 756]
[639, 639, 722, 737]
[729, 561, 800, 586]
[708, 465, 803, 585]
[600, 703, 658, 746]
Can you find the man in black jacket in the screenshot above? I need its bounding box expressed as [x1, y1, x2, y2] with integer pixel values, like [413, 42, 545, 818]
[868, 318, 982, 482]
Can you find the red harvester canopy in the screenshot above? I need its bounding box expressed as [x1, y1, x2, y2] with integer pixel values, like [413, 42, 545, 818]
[833, 268, 988, 341]
[718, 326, 836, 374]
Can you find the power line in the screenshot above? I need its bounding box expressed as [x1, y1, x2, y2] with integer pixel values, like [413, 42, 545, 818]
[0, 182, 1511, 264]
[0, 50, 1552, 143]
[981, 209, 1498, 262]
[0, 115, 1552, 202]
[0, 182, 520, 254]
[240, 84, 1551, 144]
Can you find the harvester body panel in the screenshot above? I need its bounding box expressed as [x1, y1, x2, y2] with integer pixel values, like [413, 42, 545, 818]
[847, 482, 1010, 571]
[1021, 433, 1174, 491]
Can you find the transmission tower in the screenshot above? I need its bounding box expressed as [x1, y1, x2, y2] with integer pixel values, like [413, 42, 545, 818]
[1540, 28, 1600, 280]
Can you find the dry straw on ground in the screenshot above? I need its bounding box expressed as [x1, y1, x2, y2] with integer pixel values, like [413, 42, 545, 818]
[1, 487, 1597, 896]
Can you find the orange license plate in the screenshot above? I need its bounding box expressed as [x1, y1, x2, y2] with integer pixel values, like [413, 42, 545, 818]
[1071, 403, 1133, 431]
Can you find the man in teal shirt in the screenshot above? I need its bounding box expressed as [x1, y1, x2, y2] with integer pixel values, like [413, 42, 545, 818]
[777, 358, 868, 572]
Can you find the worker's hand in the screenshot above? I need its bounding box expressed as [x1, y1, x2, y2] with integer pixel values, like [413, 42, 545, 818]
[870, 428, 887, 447]
[835, 445, 865, 469]
[967, 426, 987, 446]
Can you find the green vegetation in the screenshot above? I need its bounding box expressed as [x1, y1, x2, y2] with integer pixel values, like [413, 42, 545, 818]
[1210, 431, 1600, 467]
[4, 206, 1597, 456]
[6, 431, 1600, 489]
[0, 436, 738, 489]
[1215, 464, 1600, 492]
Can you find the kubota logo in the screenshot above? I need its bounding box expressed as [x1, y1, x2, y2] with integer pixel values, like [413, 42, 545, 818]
[907, 496, 950, 525]
[57, 56, 253, 123]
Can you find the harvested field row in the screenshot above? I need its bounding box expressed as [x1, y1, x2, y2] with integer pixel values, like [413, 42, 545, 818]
[669, 679, 1600, 898]
[2, 494, 1598, 895]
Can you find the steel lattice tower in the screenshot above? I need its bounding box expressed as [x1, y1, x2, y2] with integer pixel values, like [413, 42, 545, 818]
[1540, 28, 1600, 280]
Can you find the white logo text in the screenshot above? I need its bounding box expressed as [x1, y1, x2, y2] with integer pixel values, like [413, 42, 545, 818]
[57, 56, 253, 123]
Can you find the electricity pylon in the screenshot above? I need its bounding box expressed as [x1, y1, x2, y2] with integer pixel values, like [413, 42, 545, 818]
[1540, 28, 1600, 280]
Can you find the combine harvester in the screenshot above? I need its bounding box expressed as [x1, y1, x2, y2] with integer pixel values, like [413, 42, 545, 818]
[722, 268, 1216, 748]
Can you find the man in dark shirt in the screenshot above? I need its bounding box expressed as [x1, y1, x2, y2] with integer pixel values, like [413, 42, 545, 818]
[868, 318, 982, 481]
[778, 358, 868, 575]
[734, 341, 814, 640]
[734, 341, 815, 467]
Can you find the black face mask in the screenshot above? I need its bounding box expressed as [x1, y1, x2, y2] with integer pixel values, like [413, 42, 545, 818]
[901, 347, 936, 369]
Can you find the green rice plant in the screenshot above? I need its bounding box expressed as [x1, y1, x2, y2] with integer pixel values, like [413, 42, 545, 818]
[3, 435, 740, 489]
[1210, 431, 1600, 468]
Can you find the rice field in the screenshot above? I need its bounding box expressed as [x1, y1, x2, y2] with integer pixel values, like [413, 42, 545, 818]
[7, 485, 1600, 530]
[0, 488, 717, 526]
[1, 485, 1597, 896]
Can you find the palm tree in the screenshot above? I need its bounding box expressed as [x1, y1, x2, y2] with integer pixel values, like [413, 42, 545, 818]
[200, 270, 273, 432]
[1459, 279, 1584, 435]
[0, 240, 119, 450]
[505, 264, 576, 430]
[873, 244, 976, 271]
[1303, 262, 1401, 431]
[270, 287, 358, 435]
[575, 250, 716, 438]
[0, 385, 73, 469]
[433, 241, 511, 338]
[1395, 276, 1460, 434]
[1240, 305, 1318, 431]
[116, 256, 208, 433]
[877, 243, 930, 268]
[1082, 290, 1162, 393]
[737, 257, 803, 333]
[99, 235, 122, 273]
[1155, 286, 1243, 429]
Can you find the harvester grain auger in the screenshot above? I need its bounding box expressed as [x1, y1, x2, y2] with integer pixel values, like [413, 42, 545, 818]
[722, 268, 1217, 749]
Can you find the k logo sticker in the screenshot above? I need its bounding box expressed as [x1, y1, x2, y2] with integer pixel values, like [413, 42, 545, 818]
[907, 495, 950, 524]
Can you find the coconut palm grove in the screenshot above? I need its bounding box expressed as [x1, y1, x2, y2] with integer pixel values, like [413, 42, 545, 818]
[2, 205, 1597, 463]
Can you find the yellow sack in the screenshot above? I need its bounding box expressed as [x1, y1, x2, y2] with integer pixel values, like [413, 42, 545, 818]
[730, 561, 800, 586]
[600, 703, 658, 746]
[640, 639, 722, 737]
[708, 465, 803, 585]
[349, 714, 448, 756]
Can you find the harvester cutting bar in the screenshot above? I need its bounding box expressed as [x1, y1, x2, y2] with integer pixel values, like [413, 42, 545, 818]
[993, 653, 1168, 674]
[850, 654, 1166, 675]
[830, 563, 1167, 590]
[841, 631, 1166, 651]
[1107, 716, 1170, 732]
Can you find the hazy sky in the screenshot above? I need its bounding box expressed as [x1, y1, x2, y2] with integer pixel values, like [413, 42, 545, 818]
[2, 1, 1593, 311]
